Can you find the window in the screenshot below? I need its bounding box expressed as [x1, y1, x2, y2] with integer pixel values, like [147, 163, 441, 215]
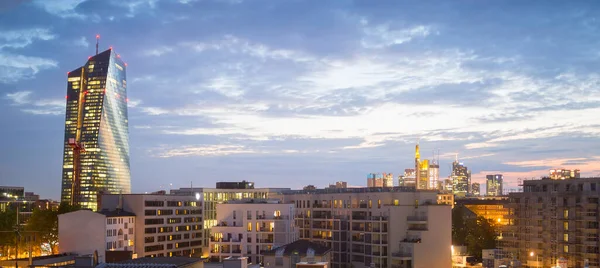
[233, 211, 237, 219]
[564, 245, 569, 253]
[563, 209, 569, 219]
[564, 233, 569, 242]
[564, 221, 569, 230]
[592, 183, 597, 191]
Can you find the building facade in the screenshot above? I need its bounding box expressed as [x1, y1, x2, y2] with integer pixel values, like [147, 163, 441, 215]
[501, 177, 600, 268]
[58, 209, 136, 263]
[264, 240, 331, 268]
[549, 169, 581, 180]
[280, 187, 451, 268]
[61, 48, 131, 211]
[209, 200, 298, 264]
[328, 182, 347, 189]
[170, 186, 289, 254]
[486, 174, 503, 196]
[451, 160, 470, 198]
[455, 197, 509, 226]
[367, 174, 394, 188]
[100, 194, 203, 258]
[471, 183, 480, 196]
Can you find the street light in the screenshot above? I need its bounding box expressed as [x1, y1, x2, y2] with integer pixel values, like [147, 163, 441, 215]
[530, 251, 543, 268]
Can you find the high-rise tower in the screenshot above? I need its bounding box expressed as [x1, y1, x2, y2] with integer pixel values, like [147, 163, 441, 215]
[60, 46, 130, 211]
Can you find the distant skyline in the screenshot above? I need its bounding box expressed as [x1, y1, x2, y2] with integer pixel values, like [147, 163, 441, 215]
[1, 0, 599, 199]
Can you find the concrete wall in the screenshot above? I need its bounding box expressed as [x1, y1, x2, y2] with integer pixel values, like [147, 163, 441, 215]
[412, 205, 451, 268]
[58, 210, 106, 262]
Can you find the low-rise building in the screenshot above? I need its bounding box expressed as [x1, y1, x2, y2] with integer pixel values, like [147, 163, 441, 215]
[58, 209, 136, 263]
[209, 199, 298, 264]
[455, 196, 509, 226]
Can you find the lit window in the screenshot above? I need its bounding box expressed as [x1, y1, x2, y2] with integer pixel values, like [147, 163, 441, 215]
[564, 245, 569, 253]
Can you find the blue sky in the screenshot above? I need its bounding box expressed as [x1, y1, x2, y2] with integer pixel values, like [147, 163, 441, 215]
[1, 0, 600, 199]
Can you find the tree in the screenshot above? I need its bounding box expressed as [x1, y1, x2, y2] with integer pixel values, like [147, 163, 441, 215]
[25, 202, 79, 255]
[452, 207, 498, 261]
[0, 209, 17, 260]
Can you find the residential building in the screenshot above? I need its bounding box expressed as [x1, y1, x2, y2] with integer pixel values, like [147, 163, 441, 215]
[170, 185, 289, 254]
[281, 187, 452, 268]
[99, 194, 203, 258]
[367, 173, 393, 188]
[264, 240, 331, 268]
[455, 196, 509, 226]
[471, 183, 480, 197]
[209, 200, 298, 264]
[60, 48, 131, 211]
[97, 257, 205, 268]
[549, 169, 580, 180]
[437, 193, 455, 209]
[501, 177, 600, 268]
[451, 160, 470, 198]
[486, 174, 503, 196]
[58, 209, 136, 263]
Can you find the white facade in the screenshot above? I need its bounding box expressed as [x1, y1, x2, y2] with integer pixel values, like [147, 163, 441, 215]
[58, 210, 135, 263]
[209, 200, 298, 264]
[100, 194, 203, 258]
[281, 189, 452, 268]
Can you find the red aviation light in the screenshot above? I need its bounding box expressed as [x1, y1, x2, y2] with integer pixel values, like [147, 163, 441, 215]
[96, 34, 100, 39]
[126, 98, 129, 102]
[117, 54, 121, 58]
[88, 56, 92, 60]
[124, 63, 128, 67]
[67, 72, 70, 75]
[65, 95, 68, 99]
[103, 89, 106, 93]
[109, 46, 113, 50]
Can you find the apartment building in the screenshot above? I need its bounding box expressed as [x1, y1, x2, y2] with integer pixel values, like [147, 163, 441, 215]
[209, 200, 298, 264]
[58, 209, 136, 263]
[264, 240, 331, 268]
[100, 194, 203, 258]
[280, 187, 451, 268]
[455, 196, 509, 226]
[170, 185, 289, 252]
[501, 177, 600, 268]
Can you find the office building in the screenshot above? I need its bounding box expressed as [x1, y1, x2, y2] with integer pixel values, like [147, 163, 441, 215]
[58, 209, 136, 263]
[471, 182, 480, 196]
[367, 173, 393, 188]
[549, 169, 581, 180]
[501, 177, 600, 268]
[264, 240, 331, 268]
[281, 187, 452, 268]
[455, 196, 509, 226]
[451, 160, 470, 198]
[414, 144, 430, 190]
[99, 194, 203, 258]
[428, 162, 439, 190]
[170, 185, 289, 253]
[209, 199, 298, 264]
[486, 174, 503, 196]
[60, 47, 131, 211]
[216, 181, 255, 190]
[401, 169, 416, 187]
[327, 182, 347, 189]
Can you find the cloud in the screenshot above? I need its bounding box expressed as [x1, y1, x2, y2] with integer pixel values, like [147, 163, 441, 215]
[143, 46, 173, 56]
[153, 144, 257, 157]
[74, 36, 89, 47]
[5, 91, 65, 115]
[0, 28, 56, 49]
[0, 54, 58, 83]
[128, 99, 142, 108]
[32, 0, 87, 19]
[360, 19, 434, 49]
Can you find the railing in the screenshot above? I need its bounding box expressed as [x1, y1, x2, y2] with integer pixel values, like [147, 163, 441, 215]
[392, 252, 412, 258]
[401, 238, 421, 243]
[407, 216, 428, 221]
[259, 227, 273, 232]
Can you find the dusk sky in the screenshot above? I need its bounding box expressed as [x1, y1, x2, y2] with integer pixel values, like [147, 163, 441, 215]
[1, 0, 600, 199]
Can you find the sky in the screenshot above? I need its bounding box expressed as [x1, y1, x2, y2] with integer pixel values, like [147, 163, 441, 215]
[1, 0, 600, 199]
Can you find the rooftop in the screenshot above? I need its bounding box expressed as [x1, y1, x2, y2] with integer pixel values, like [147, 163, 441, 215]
[97, 257, 204, 268]
[97, 209, 136, 217]
[263, 240, 331, 256]
[281, 186, 437, 195]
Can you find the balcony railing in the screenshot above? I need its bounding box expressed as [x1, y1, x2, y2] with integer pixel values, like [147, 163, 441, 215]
[407, 216, 428, 222]
[392, 252, 412, 258]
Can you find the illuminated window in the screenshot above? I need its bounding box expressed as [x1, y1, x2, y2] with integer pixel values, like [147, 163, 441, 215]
[564, 221, 568, 230]
[563, 209, 569, 219]
[393, 200, 399, 206]
[564, 245, 569, 253]
[564, 233, 568, 242]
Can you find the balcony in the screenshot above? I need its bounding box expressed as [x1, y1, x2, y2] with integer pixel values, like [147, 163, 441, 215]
[352, 237, 365, 242]
[258, 239, 274, 243]
[408, 226, 428, 231]
[392, 252, 412, 259]
[259, 227, 273, 232]
[232, 249, 242, 254]
[406, 216, 427, 223]
[401, 238, 421, 243]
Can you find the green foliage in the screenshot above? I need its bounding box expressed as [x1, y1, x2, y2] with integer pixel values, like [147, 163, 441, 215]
[0, 209, 17, 259]
[452, 207, 498, 261]
[24, 202, 80, 255]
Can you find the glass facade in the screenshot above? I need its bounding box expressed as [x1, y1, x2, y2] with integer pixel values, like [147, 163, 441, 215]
[60, 49, 131, 211]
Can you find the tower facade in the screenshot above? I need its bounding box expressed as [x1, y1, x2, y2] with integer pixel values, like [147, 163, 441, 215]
[486, 174, 503, 196]
[60, 48, 130, 210]
[451, 160, 470, 197]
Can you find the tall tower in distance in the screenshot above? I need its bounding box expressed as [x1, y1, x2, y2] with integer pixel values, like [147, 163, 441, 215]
[60, 37, 131, 211]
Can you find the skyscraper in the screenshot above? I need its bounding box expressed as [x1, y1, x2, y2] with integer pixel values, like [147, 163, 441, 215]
[471, 182, 480, 196]
[451, 159, 470, 197]
[486, 174, 503, 196]
[60, 47, 130, 211]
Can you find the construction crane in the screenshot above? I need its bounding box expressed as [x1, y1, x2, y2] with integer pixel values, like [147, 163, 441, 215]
[69, 67, 87, 207]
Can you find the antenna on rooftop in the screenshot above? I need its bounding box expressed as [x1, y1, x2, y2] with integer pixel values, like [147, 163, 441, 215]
[95, 34, 100, 55]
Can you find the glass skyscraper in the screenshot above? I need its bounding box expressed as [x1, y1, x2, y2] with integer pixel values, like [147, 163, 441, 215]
[60, 48, 131, 211]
